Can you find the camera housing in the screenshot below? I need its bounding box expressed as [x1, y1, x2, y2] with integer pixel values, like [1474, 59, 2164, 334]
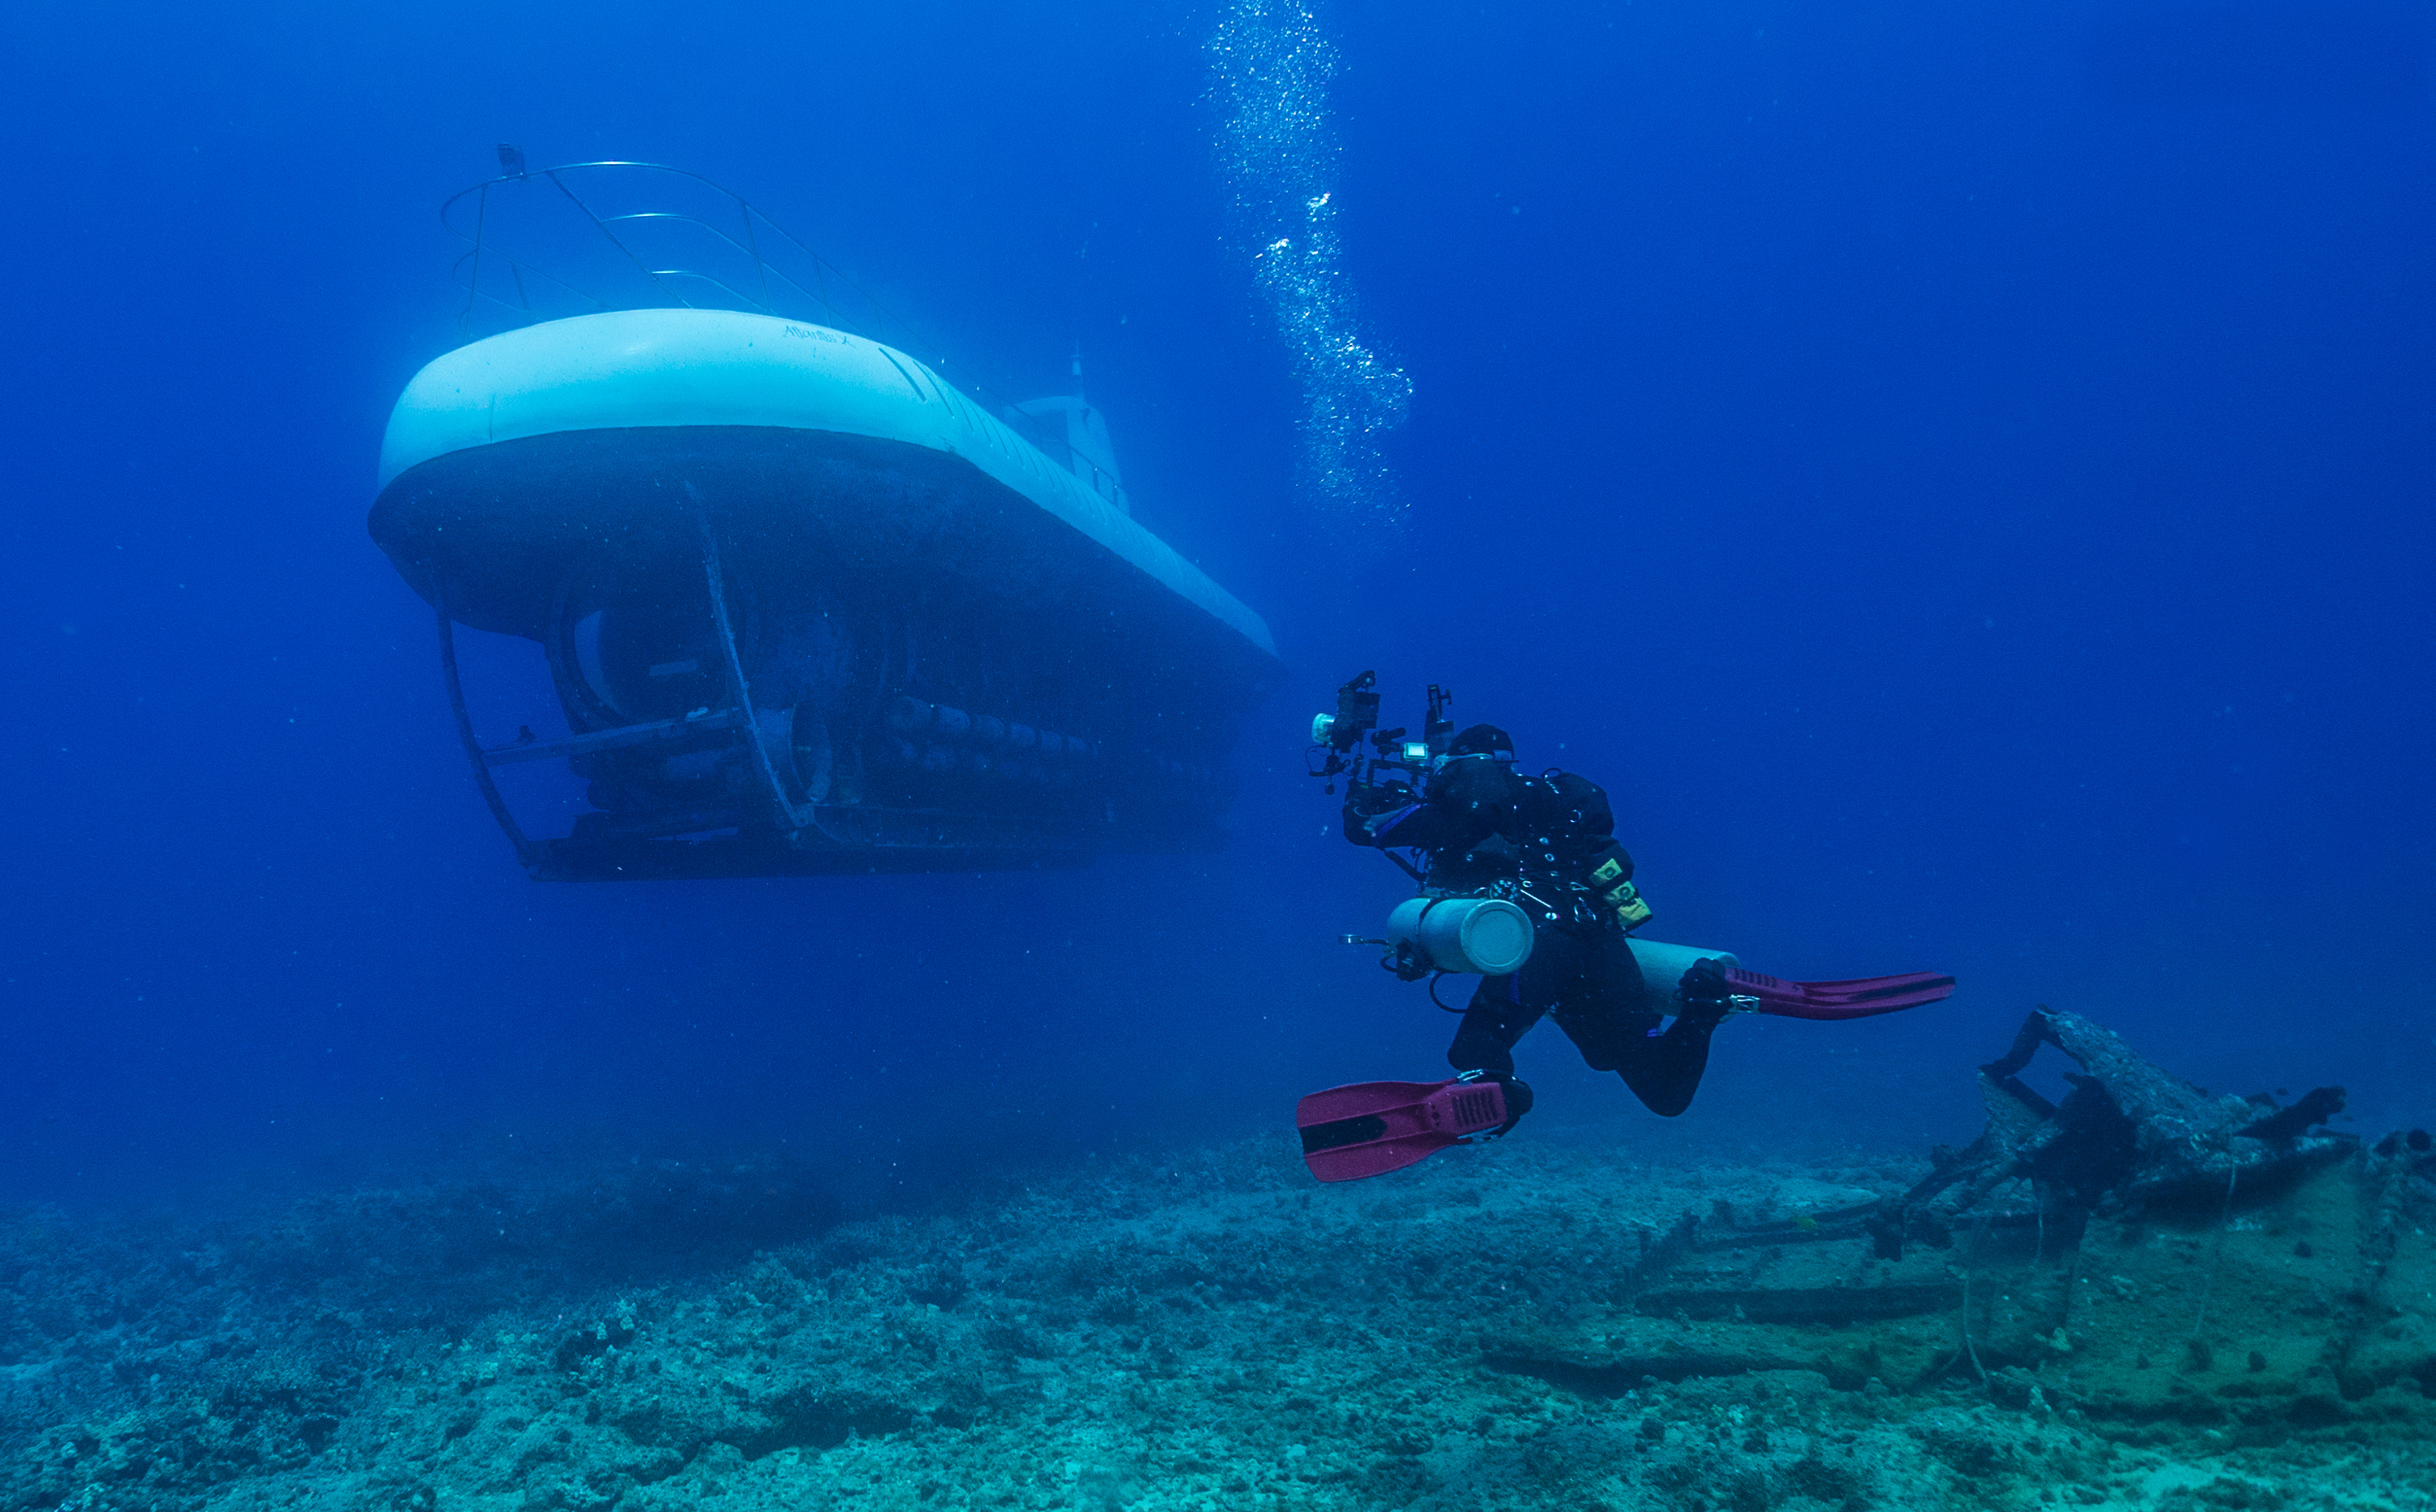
[1306, 671, 1449, 793]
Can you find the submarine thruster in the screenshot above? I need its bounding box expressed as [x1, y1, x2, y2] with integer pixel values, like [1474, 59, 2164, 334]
[369, 162, 1281, 880]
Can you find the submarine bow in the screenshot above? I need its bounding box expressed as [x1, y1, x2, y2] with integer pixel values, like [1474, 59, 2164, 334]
[372, 307, 1282, 880]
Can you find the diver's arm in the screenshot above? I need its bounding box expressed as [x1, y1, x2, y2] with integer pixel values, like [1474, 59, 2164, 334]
[1354, 759, 1509, 852]
[1555, 771, 1652, 931]
[1583, 839, 1652, 931]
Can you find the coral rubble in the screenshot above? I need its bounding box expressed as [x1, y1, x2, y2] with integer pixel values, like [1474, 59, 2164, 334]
[2, 1120, 2431, 1512]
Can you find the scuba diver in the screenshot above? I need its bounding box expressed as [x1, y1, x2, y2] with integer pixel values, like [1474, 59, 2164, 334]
[1295, 672, 1955, 1182]
[1339, 719, 1734, 1132]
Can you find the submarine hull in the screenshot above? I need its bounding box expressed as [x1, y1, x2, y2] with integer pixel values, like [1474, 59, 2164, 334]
[369, 313, 1281, 880]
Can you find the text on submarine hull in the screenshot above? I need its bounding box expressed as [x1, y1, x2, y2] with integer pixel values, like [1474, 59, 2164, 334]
[370, 307, 1283, 880]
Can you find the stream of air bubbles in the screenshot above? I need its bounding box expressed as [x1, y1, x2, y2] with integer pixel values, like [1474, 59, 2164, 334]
[1211, 0, 1412, 531]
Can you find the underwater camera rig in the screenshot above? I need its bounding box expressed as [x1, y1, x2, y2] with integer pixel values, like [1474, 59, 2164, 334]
[1304, 670, 1454, 795]
[1306, 671, 1523, 988]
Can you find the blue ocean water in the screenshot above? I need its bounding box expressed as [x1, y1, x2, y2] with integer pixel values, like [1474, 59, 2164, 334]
[1, 0, 2430, 1226]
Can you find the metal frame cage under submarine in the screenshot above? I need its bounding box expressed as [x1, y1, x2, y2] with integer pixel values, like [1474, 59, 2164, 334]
[370, 160, 1282, 880]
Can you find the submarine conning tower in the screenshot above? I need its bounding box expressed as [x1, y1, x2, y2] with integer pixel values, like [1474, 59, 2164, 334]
[371, 306, 1282, 879]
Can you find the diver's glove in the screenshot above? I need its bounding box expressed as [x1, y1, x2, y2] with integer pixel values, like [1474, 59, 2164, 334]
[1586, 850, 1652, 932]
[1341, 780, 1415, 845]
[1602, 880, 1652, 932]
[1458, 1069, 1534, 1138]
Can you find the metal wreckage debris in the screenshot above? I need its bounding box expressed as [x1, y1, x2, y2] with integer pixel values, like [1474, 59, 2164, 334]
[1872, 1006, 2356, 1259]
[1487, 1008, 2436, 1427]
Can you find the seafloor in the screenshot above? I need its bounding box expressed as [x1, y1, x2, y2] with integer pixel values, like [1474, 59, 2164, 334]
[4, 1131, 2432, 1512]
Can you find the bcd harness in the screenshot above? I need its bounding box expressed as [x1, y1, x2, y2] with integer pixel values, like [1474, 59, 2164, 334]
[1426, 767, 1652, 935]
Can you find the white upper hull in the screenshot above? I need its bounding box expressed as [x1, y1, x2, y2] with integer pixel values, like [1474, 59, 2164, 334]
[379, 308, 1275, 658]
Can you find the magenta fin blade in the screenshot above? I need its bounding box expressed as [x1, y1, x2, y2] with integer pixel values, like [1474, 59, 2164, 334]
[1296, 1079, 1450, 1128]
[1790, 972, 1958, 1004]
[1303, 1133, 1462, 1182]
[1726, 968, 1957, 1020]
[1296, 1077, 1503, 1182]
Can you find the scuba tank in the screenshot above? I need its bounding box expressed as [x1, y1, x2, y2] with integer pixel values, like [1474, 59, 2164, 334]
[1384, 895, 1535, 975]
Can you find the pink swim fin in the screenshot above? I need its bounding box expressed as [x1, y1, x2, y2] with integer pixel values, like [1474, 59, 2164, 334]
[1295, 1077, 1510, 1182]
[1715, 964, 1956, 1020]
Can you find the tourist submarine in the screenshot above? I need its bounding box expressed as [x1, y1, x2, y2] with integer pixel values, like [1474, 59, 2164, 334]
[370, 189, 1281, 880]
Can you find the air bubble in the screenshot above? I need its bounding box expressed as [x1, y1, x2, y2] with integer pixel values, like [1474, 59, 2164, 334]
[1211, 0, 1412, 532]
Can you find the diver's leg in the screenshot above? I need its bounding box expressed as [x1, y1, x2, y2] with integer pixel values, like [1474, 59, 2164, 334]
[1446, 934, 1566, 1077]
[1613, 1013, 1720, 1118]
[1560, 931, 1719, 1118]
[1445, 975, 1539, 1078]
[1553, 927, 1652, 1072]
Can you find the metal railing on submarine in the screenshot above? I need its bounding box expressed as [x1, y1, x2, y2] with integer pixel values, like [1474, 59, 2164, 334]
[443, 158, 1127, 512]
[434, 524, 1216, 879]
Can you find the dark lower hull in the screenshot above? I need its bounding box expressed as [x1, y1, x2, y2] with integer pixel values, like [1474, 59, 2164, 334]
[528, 832, 1095, 883]
[373, 426, 1280, 879]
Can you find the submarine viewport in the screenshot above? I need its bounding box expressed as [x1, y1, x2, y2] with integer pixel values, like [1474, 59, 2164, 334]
[369, 160, 1281, 881]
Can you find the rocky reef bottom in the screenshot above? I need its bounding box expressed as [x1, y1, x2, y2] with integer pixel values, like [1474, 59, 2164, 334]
[4, 1130, 2433, 1512]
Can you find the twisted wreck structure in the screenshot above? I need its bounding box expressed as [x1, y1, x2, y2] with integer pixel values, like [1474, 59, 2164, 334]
[1486, 1008, 2434, 1425]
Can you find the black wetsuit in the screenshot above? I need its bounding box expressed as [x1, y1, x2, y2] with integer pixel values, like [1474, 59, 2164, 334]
[1343, 754, 1722, 1117]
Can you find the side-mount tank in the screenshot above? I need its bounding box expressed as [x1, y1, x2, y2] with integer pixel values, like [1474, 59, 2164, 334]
[371, 306, 1282, 879]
